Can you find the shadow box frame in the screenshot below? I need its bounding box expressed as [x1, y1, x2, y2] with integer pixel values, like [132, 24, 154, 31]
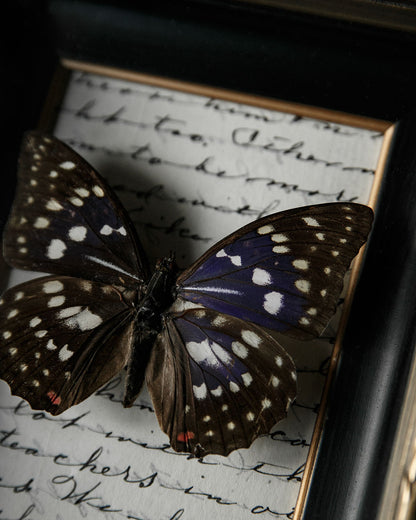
[3, 2, 416, 520]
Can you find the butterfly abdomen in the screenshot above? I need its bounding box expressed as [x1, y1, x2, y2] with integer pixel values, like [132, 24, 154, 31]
[123, 255, 178, 407]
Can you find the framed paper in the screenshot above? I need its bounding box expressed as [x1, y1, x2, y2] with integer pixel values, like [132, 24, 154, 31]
[0, 58, 400, 520]
[3, 2, 416, 520]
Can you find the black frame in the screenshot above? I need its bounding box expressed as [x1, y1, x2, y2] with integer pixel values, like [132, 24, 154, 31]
[5, 2, 416, 519]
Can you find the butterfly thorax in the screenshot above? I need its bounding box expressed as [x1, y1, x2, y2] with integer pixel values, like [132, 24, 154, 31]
[123, 254, 178, 407]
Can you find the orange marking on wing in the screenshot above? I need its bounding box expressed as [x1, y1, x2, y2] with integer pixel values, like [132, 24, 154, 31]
[47, 391, 61, 405]
[177, 431, 195, 443]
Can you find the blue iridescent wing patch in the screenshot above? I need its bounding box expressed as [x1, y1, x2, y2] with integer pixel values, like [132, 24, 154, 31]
[176, 203, 373, 339]
[0, 131, 373, 457]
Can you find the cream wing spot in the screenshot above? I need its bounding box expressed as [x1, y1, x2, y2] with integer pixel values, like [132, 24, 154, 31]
[229, 382, 240, 393]
[231, 341, 248, 359]
[242, 372, 253, 387]
[48, 295, 66, 308]
[69, 197, 84, 207]
[43, 280, 64, 293]
[92, 185, 104, 197]
[273, 245, 290, 254]
[7, 309, 19, 319]
[60, 161, 76, 170]
[74, 187, 90, 198]
[292, 259, 309, 270]
[35, 330, 48, 338]
[263, 292, 283, 315]
[271, 233, 289, 243]
[252, 267, 272, 286]
[257, 224, 274, 235]
[46, 239, 67, 259]
[9, 347, 18, 356]
[241, 330, 262, 348]
[275, 356, 283, 367]
[29, 317, 42, 327]
[68, 226, 87, 242]
[34, 217, 50, 229]
[246, 412, 255, 421]
[261, 398, 272, 409]
[227, 422, 236, 430]
[211, 385, 223, 397]
[46, 339, 58, 350]
[59, 344, 73, 361]
[3, 331, 12, 339]
[193, 383, 208, 400]
[46, 199, 63, 211]
[295, 279, 310, 293]
[303, 216, 320, 227]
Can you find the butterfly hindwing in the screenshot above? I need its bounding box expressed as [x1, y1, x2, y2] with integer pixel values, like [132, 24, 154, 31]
[0, 275, 135, 414]
[177, 203, 373, 339]
[3, 132, 149, 288]
[146, 307, 297, 457]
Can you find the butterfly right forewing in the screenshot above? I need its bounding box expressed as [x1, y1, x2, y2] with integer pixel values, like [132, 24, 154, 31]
[3, 132, 150, 288]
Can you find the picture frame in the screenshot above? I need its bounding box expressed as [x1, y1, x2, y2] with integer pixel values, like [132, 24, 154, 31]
[4, 2, 416, 519]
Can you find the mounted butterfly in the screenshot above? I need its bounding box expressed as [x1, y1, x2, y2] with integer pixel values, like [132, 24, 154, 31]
[0, 132, 373, 457]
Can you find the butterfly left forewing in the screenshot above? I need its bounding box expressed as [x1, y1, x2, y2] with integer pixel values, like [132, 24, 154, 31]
[0, 275, 135, 414]
[177, 203, 373, 339]
[146, 307, 297, 457]
[3, 132, 149, 288]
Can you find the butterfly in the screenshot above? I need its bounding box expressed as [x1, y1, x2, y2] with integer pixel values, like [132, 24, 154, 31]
[0, 131, 373, 457]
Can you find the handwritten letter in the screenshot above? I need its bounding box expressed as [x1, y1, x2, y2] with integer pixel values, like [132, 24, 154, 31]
[0, 71, 383, 519]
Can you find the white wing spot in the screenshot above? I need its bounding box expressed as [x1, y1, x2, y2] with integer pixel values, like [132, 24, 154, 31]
[80, 281, 93, 292]
[205, 430, 214, 437]
[46, 199, 63, 211]
[64, 308, 103, 331]
[43, 280, 64, 293]
[273, 245, 290, 254]
[49, 170, 58, 178]
[30, 317, 42, 327]
[186, 339, 220, 367]
[100, 225, 128, 236]
[211, 385, 223, 397]
[47, 239, 67, 259]
[60, 161, 76, 170]
[203, 415, 211, 422]
[303, 217, 320, 227]
[46, 339, 58, 350]
[222, 404, 228, 411]
[321, 289, 327, 297]
[227, 422, 236, 430]
[93, 185, 105, 197]
[332, 250, 340, 257]
[27, 196, 34, 204]
[35, 330, 48, 338]
[34, 217, 50, 229]
[241, 329, 262, 348]
[258, 224, 274, 235]
[262, 398, 272, 409]
[58, 306, 82, 318]
[324, 267, 331, 275]
[275, 356, 283, 367]
[69, 197, 84, 207]
[231, 341, 248, 359]
[270, 376, 280, 387]
[48, 295, 66, 308]
[34, 352, 41, 359]
[299, 317, 310, 325]
[252, 267, 272, 286]
[212, 315, 227, 326]
[30, 179, 38, 186]
[346, 226, 352, 232]
[339, 238, 347, 243]
[295, 279, 310, 293]
[291, 371, 297, 381]
[20, 364, 28, 372]
[59, 344, 74, 361]
[74, 187, 90, 198]
[193, 383, 208, 400]
[292, 259, 309, 270]
[307, 307, 317, 315]
[3, 331, 12, 339]
[316, 233, 325, 241]
[271, 234, 289, 243]
[7, 309, 19, 319]
[246, 412, 255, 421]
[32, 380, 40, 387]
[216, 248, 242, 266]
[242, 372, 253, 387]
[9, 347, 17, 356]
[19, 247, 28, 254]
[229, 381, 240, 393]
[212, 343, 232, 365]
[68, 226, 87, 242]
[17, 236, 26, 244]
[43, 369, 50, 376]
[263, 291, 284, 315]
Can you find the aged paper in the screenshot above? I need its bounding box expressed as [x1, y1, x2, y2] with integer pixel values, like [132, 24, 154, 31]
[0, 71, 383, 520]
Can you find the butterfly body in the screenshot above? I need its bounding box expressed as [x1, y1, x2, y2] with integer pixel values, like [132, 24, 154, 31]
[0, 132, 373, 456]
